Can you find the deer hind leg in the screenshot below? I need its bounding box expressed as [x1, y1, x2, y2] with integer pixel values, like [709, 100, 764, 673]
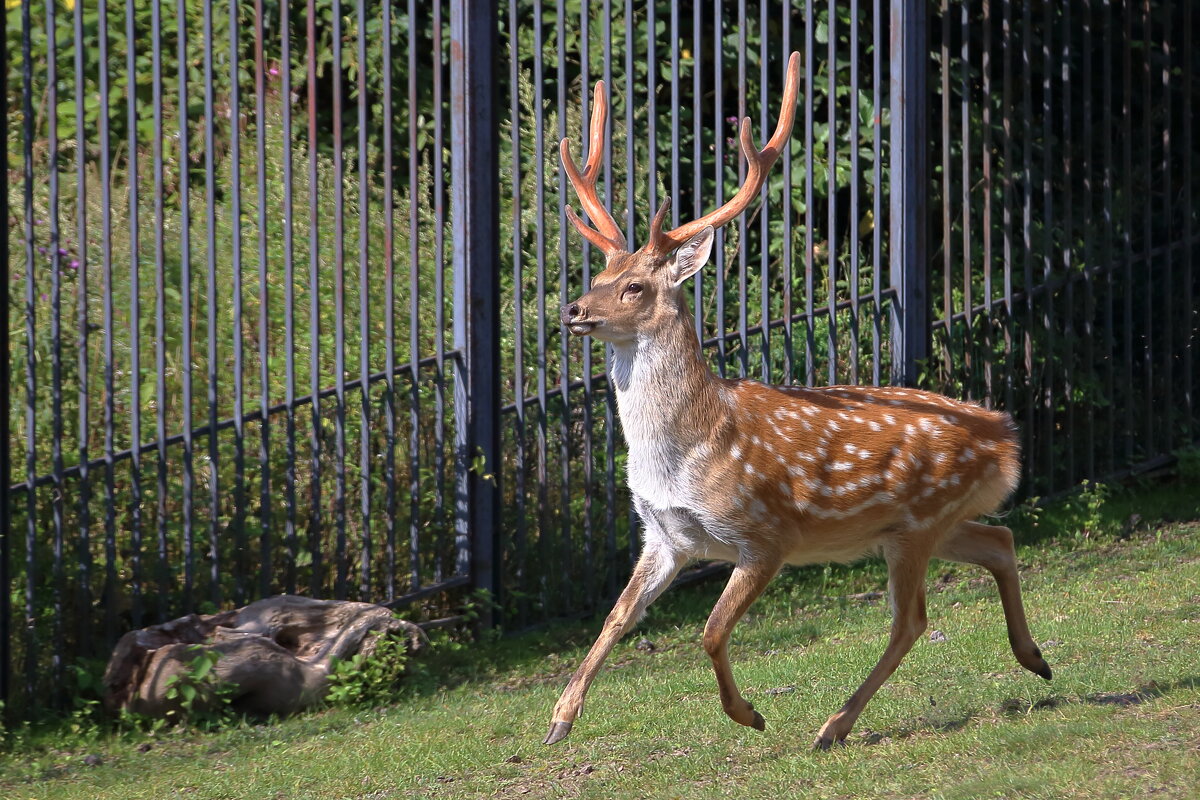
[815, 541, 931, 750]
[543, 544, 686, 745]
[701, 558, 782, 731]
[933, 520, 1052, 680]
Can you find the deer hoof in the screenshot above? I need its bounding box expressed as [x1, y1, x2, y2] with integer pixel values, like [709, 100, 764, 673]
[750, 710, 767, 731]
[813, 734, 845, 752]
[543, 720, 573, 746]
[1034, 661, 1053, 681]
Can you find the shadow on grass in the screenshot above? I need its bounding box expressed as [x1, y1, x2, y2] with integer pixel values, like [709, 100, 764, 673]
[864, 675, 1200, 747]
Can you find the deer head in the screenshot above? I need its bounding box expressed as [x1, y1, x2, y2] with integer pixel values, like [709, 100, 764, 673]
[559, 52, 801, 344]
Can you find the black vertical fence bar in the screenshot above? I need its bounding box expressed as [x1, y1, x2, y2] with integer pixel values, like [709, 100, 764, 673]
[408, 0, 421, 592]
[281, 0, 298, 597]
[1081, 0, 1095, 477]
[940, 0, 951, 378]
[254, 0, 272, 598]
[357, 0, 372, 599]
[230, 0, 246, 608]
[99, 0, 119, 647]
[736, 0, 747, 380]
[804, 0, 815, 386]
[849, 0, 861, 385]
[826, 0, 838, 385]
[1039, 0, 1054, 492]
[532, 0, 548, 605]
[1121, 0, 1133, 465]
[1061, 0, 1074, 487]
[580, 0, 594, 613]
[1084, 0, 1094, 474]
[203, 0, 221, 607]
[623, 0, 638, 564]
[981, 0, 994, 405]
[47, 0, 65, 684]
[125, 0, 143, 628]
[871, 0, 882, 386]
[692, 1, 702, 345]
[1159, 3, 1171, 454]
[557, 0, 573, 607]
[1102, 0, 1115, 474]
[1139, 0, 1151, 460]
[759, 0, 770, 383]
[1022, 0, 1035, 484]
[714, 0, 726, 377]
[433, 0, 448, 577]
[1002, 0, 1014, 417]
[153, 0, 169, 619]
[0, 0, 8, 716]
[178, 0, 195, 606]
[783, 1, 794, 382]
[384, 0, 397, 600]
[1185, 2, 1194, 440]
[20, 0, 36, 703]
[450, 0, 501, 621]
[888, 0, 928, 387]
[508, 0, 526, 622]
[333, 0, 349, 600]
[73, 0, 93, 644]
[306, 0, 324, 595]
[960, 0, 972, 399]
[602, 0, 616, 601]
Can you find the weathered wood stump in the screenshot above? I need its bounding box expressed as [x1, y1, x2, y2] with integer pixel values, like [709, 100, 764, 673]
[102, 595, 426, 719]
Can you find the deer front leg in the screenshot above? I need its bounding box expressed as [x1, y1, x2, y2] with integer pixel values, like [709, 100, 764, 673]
[815, 543, 931, 750]
[543, 544, 685, 745]
[702, 558, 782, 731]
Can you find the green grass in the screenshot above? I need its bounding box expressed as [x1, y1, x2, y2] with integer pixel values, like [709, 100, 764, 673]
[3, 477, 1199, 799]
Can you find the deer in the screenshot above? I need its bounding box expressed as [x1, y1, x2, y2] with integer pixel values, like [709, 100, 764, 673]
[545, 51, 1051, 750]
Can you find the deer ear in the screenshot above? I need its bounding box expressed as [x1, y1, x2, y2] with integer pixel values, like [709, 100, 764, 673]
[669, 226, 715, 287]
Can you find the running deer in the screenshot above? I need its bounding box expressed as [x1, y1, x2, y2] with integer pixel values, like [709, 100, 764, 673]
[546, 52, 1051, 749]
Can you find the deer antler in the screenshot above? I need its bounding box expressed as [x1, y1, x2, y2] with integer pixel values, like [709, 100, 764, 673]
[645, 51, 801, 257]
[560, 81, 628, 257]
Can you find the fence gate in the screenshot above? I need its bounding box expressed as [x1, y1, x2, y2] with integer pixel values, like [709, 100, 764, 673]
[2, 0, 1198, 719]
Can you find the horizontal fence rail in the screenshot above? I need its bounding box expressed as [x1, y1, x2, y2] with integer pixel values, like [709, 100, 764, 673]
[2, 0, 1198, 718]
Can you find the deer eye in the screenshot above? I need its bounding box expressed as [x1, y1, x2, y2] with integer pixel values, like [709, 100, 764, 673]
[626, 282, 643, 294]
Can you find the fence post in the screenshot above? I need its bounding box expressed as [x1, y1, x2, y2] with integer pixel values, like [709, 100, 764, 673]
[888, 0, 930, 387]
[0, 0, 10, 721]
[450, 0, 501, 627]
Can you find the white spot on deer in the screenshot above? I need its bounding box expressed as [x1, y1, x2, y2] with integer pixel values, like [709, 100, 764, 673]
[787, 464, 807, 477]
[837, 411, 851, 422]
[787, 409, 801, 420]
[918, 417, 937, 433]
[844, 443, 859, 454]
[743, 462, 758, 476]
[904, 424, 917, 438]
[777, 481, 792, 497]
[800, 419, 813, 432]
[820, 485, 834, 497]
[888, 399, 906, 406]
[945, 414, 960, 424]
[827, 420, 842, 432]
[832, 461, 855, 471]
[751, 435, 761, 446]
[802, 406, 818, 416]
[883, 413, 897, 425]
[859, 449, 872, 460]
[852, 415, 866, 424]
[958, 447, 975, 462]
[868, 420, 882, 432]
[949, 474, 961, 486]
[776, 453, 787, 465]
[908, 453, 922, 468]
[934, 452, 949, 465]
[749, 499, 767, 519]
[731, 444, 742, 460]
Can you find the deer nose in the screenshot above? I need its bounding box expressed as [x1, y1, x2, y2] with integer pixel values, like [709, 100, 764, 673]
[560, 302, 584, 325]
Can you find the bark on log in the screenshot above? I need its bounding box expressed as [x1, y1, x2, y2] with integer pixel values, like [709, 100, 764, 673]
[102, 596, 426, 719]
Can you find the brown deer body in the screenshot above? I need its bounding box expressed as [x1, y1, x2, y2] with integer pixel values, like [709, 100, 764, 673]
[546, 52, 1050, 749]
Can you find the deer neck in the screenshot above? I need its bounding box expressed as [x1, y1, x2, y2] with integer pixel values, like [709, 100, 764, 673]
[609, 306, 724, 456]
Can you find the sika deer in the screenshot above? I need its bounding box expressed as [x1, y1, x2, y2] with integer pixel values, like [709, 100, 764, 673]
[546, 51, 1050, 750]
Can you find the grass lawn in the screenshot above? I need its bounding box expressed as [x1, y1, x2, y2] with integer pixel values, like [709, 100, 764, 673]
[2, 478, 1199, 799]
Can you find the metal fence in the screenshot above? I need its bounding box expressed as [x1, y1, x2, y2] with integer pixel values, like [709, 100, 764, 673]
[1, 0, 1196, 718]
